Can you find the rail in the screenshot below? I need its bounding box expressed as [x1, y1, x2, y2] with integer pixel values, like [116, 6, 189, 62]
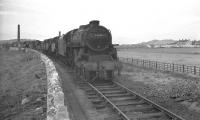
[119, 57, 200, 76]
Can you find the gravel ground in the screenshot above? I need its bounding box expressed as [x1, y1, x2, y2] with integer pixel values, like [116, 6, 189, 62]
[0, 50, 47, 120]
[115, 63, 200, 120]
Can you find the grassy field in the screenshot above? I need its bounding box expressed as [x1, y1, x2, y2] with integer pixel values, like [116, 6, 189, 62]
[0, 50, 46, 120]
[117, 48, 200, 66]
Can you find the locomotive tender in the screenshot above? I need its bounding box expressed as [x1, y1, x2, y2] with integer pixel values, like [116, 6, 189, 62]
[37, 20, 119, 82]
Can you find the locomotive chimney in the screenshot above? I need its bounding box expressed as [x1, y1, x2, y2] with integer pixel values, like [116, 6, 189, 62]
[59, 31, 61, 37]
[89, 20, 99, 27]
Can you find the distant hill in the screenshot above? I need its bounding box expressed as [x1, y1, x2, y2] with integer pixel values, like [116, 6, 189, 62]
[138, 39, 175, 46]
[117, 39, 176, 49]
[0, 39, 40, 44]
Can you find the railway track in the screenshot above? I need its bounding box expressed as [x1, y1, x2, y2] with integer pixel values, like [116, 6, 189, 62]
[78, 81, 186, 120]
[51, 55, 186, 120]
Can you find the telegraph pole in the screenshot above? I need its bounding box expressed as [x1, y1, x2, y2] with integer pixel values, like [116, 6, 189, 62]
[17, 24, 21, 50]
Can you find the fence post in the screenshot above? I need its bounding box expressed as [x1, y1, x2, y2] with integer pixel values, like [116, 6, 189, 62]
[143, 59, 144, 66]
[172, 63, 174, 71]
[183, 65, 185, 73]
[132, 58, 133, 63]
[155, 61, 157, 69]
[149, 61, 150, 68]
[167, 64, 169, 71]
[163, 63, 165, 70]
[194, 66, 196, 75]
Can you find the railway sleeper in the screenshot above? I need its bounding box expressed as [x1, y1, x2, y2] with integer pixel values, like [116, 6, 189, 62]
[96, 87, 121, 91]
[95, 85, 116, 89]
[94, 104, 106, 109]
[91, 99, 104, 104]
[115, 100, 145, 106]
[124, 108, 159, 115]
[109, 96, 137, 102]
[85, 89, 97, 93]
[86, 92, 97, 96]
[93, 82, 113, 86]
[101, 90, 126, 94]
[93, 82, 113, 85]
[99, 89, 123, 92]
[127, 112, 164, 119]
[105, 93, 132, 98]
[120, 105, 154, 113]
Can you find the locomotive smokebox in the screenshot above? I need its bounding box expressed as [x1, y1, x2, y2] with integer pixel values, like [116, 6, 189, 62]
[89, 20, 99, 27]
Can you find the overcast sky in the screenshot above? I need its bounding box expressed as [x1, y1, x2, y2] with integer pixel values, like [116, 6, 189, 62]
[0, 0, 200, 44]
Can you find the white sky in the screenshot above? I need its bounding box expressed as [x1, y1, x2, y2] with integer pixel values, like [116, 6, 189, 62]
[0, 0, 200, 44]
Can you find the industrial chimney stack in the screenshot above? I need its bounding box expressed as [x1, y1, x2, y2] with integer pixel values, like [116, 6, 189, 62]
[17, 24, 21, 50]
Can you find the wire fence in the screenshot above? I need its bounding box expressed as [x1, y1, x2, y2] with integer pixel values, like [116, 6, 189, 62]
[119, 57, 200, 77]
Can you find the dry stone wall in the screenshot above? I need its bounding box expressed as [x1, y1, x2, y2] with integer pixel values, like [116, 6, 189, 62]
[28, 49, 70, 120]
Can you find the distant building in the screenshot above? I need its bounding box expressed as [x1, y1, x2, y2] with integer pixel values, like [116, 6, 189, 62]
[176, 39, 193, 47]
[193, 41, 200, 47]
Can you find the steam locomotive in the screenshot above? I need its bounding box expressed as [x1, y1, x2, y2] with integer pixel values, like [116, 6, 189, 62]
[7, 20, 119, 82]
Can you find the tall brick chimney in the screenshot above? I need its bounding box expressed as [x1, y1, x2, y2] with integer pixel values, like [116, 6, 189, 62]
[17, 24, 21, 50]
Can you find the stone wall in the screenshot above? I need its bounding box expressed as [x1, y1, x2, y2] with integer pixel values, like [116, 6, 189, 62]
[29, 49, 70, 120]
